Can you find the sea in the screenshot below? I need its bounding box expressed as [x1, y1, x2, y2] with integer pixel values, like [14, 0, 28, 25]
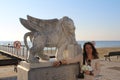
[0, 41, 120, 48]
[78, 41, 120, 48]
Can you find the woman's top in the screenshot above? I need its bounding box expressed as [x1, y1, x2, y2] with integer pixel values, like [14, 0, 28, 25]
[84, 59, 101, 80]
[65, 54, 101, 80]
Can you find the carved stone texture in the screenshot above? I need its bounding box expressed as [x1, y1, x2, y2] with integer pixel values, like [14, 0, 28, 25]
[20, 15, 80, 63]
[17, 61, 79, 80]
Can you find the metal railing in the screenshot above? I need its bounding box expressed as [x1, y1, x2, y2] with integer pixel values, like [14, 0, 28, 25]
[0, 45, 28, 60]
[0, 44, 56, 60]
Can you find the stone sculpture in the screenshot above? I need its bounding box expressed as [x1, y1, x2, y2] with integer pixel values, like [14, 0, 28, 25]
[20, 15, 79, 63]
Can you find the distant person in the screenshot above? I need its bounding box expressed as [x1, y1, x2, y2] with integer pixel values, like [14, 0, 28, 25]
[8, 43, 10, 47]
[91, 41, 96, 46]
[53, 42, 101, 80]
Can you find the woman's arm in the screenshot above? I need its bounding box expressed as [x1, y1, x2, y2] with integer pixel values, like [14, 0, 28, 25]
[93, 60, 101, 76]
[53, 54, 83, 66]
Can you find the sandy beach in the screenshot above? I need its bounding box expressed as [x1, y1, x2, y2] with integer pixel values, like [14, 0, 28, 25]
[97, 47, 120, 58]
[0, 47, 120, 80]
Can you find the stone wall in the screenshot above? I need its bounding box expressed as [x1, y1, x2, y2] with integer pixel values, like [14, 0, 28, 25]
[18, 61, 79, 80]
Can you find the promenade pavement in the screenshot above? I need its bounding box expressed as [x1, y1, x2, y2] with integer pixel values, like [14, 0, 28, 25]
[99, 57, 120, 80]
[0, 65, 17, 78]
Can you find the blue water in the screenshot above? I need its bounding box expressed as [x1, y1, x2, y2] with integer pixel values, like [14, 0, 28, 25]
[78, 41, 120, 48]
[0, 41, 120, 48]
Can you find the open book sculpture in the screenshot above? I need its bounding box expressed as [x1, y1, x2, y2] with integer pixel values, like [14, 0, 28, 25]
[20, 15, 80, 63]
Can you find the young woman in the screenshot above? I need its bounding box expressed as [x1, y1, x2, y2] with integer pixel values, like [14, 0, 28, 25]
[53, 42, 101, 80]
[82, 42, 100, 80]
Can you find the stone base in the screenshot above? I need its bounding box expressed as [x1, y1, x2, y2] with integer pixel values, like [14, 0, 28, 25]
[17, 60, 79, 80]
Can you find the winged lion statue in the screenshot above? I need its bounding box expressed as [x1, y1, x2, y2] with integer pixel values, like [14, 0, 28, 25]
[20, 15, 79, 63]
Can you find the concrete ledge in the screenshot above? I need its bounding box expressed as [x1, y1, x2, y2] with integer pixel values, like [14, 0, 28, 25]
[19, 61, 53, 69]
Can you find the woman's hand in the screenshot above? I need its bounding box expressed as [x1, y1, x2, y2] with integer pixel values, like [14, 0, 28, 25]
[84, 70, 90, 75]
[84, 70, 94, 75]
[53, 59, 67, 67]
[53, 61, 62, 67]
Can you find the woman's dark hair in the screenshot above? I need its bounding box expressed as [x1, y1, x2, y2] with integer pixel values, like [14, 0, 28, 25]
[83, 42, 99, 65]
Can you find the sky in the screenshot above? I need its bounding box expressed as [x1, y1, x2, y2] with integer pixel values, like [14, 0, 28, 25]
[0, 0, 120, 41]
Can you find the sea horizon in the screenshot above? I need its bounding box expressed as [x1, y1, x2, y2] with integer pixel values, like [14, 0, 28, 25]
[0, 40, 120, 48]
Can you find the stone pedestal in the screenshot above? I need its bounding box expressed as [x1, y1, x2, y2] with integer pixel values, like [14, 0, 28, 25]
[17, 60, 79, 80]
[64, 44, 82, 59]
